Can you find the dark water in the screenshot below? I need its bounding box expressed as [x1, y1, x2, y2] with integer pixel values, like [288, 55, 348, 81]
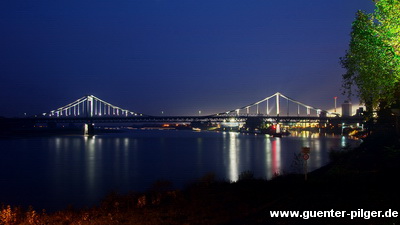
[0, 130, 359, 211]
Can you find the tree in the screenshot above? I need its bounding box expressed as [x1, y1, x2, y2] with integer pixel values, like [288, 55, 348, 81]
[340, 0, 400, 112]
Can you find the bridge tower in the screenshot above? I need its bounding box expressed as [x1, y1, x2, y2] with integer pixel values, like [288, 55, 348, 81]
[276, 92, 280, 116]
[87, 95, 94, 117]
[275, 93, 281, 134]
[85, 95, 94, 135]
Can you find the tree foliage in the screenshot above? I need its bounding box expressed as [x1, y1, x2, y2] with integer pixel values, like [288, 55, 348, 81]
[341, 0, 400, 110]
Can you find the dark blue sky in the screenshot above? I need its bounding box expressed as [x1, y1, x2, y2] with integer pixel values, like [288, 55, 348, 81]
[0, 0, 375, 116]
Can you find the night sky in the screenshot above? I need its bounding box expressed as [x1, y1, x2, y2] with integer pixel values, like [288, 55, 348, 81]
[0, 0, 375, 117]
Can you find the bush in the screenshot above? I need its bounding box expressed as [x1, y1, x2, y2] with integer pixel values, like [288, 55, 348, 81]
[238, 171, 254, 182]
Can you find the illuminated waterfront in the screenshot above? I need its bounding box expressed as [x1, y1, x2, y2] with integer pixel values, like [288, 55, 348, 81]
[0, 130, 359, 211]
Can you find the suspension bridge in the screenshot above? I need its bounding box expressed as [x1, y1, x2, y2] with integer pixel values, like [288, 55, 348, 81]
[44, 92, 335, 119]
[47, 95, 146, 118]
[212, 92, 334, 117]
[2, 93, 363, 135]
[33, 92, 361, 123]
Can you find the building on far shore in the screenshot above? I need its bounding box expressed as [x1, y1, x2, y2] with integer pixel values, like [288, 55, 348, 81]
[342, 100, 352, 117]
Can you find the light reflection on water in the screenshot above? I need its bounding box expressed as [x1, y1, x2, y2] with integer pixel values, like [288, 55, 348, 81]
[0, 130, 359, 211]
[227, 132, 239, 181]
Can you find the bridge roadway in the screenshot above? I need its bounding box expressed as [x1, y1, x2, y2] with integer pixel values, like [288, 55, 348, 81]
[7, 115, 364, 124]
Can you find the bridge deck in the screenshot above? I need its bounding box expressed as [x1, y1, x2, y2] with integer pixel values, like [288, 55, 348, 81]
[5, 115, 364, 124]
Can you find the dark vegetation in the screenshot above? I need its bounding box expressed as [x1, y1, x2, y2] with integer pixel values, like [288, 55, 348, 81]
[1, 129, 400, 224]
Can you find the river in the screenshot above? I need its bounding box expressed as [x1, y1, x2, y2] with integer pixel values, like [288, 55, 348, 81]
[0, 130, 359, 211]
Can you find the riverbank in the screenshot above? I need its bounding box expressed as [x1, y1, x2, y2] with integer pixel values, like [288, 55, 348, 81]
[1, 132, 399, 224]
